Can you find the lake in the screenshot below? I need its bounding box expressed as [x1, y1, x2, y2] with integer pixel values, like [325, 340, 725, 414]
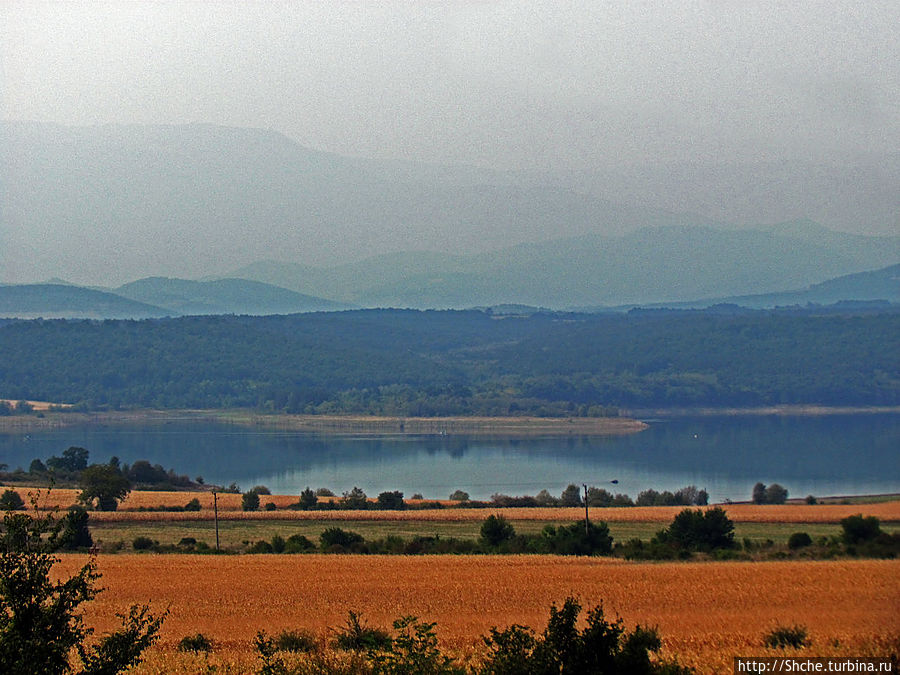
[1, 414, 897, 502]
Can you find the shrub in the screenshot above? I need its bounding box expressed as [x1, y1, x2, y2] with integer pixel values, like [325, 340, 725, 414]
[56, 506, 93, 551]
[764, 624, 809, 649]
[270, 534, 286, 553]
[320, 527, 365, 552]
[285, 534, 315, 553]
[333, 611, 392, 651]
[247, 540, 274, 554]
[273, 629, 317, 652]
[132, 536, 154, 551]
[481, 597, 692, 674]
[178, 633, 214, 653]
[241, 491, 260, 512]
[480, 514, 515, 547]
[841, 514, 881, 545]
[369, 615, 458, 675]
[0, 489, 25, 511]
[540, 521, 613, 556]
[656, 507, 735, 552]
[184, 498, 201, 511]
[264, 502, 277, 511]
[787, 532, 813, 550]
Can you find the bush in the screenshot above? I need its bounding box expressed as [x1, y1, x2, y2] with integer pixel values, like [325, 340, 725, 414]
[178, 633, 214, 653]
[184, 498, 201, 511]
[132, 536, 155, 551]
[540, 521, 613, 556]
[0, 489, 25, 511]
[241, 491, 260, 512]
[56, 506, 93, 551]
[764, 624, 809, 649]
[273, 629, 317, 652]
[481, 597, 692, 674]
[369, 615, 458, 675]
[841, 514, 881, 545]
[480, 514, 516, 547]
[787, 532, 812, 550]
[264, 501, 277, 511]
[320, 527, 365, 552]
[655, 507, 735, 552]
[333, 611, 392, 651]
[247, 540, 274, 554]
[285, 534, 315, 553]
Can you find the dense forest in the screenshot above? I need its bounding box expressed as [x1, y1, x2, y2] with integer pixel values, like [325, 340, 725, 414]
[1, 308, 898, 414]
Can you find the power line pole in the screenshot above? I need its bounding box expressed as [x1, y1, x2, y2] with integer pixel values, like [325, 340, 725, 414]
[583, 483, 589, 535]
[213, 490, 220, 552]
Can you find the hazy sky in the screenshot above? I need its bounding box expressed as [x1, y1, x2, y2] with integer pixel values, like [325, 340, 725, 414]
[3, 1, 898, 172]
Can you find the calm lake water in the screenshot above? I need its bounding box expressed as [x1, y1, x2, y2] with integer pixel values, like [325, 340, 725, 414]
[1, 414, 897, 502]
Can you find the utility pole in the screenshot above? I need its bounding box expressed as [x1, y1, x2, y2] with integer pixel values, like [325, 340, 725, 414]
[583, 483, 589, 535]
[212, 491, 219, 552]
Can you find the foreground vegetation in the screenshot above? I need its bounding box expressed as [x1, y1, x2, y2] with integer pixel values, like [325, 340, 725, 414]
[1, 308, 898, 413]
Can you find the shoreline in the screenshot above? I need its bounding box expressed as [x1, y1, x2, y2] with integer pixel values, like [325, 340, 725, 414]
[1, 404, 898, 434]
[0, 409, 647, 436]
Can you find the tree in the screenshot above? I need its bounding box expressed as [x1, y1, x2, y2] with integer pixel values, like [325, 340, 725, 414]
[751, 482, 767, 504]
[55, 506, 94, 551]
[480, 514, 515, 547]
[764, 483, 788, 505]
[241, 491, 260, 512]
[48, 446, 90, 474]
[79, 464, 131, 511]
[376, 490, 405, 510]
[559, 484, 582, 507]
[449, 490, 470, 502]
[29, 458, 47, 473]
[341, 487, 369, 510]
[0, 499, 164, 674]
[298, 486, 318, 510]
[0, 489, 25, 511]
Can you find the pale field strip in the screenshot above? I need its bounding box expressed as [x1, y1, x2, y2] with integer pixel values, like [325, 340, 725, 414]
[52, 555, 899, 675]
[7, 487, 900, 523]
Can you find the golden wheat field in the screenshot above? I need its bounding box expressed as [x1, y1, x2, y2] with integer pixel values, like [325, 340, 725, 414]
[53, 555, 898, 674]
[9, 486, 900, 524]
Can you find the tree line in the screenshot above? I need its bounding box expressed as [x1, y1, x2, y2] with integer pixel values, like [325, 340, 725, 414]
[0, 308, 897, 413]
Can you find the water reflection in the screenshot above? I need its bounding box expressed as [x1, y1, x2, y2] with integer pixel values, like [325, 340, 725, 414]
[0, 414, 897, 502]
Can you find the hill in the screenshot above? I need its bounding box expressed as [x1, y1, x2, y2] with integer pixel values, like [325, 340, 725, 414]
[0, 284, 167, 319]
[1, 308, 897, 412]
[113, 277, 349, 315]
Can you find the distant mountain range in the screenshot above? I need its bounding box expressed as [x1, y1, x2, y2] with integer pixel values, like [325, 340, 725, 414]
[223, 222, 899, 309]
[1, 260, 897, 320]
[0, 278, 348, 319]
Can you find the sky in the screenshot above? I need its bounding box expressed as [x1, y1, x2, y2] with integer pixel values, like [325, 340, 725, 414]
[3, 0, 898, 172]
[1, 1, 898, 286]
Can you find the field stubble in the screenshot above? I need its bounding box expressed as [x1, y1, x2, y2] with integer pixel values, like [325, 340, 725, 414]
[53, 555, 898, 675]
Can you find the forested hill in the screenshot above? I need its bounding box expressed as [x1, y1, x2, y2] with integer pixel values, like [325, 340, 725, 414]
[1, 309, 898, 413]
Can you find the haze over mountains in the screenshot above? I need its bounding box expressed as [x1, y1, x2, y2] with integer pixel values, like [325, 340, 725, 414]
[1, 121, 898, 314]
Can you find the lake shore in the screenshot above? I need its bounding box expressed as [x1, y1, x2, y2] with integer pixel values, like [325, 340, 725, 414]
[622, 404, 900, 418]
[0, 409, 648, 436]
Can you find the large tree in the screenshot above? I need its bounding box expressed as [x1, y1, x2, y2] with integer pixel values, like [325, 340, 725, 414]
[78, 464, 131, 511]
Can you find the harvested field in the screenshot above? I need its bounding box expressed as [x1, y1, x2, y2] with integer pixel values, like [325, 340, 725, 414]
[54, 555, 898, 675]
